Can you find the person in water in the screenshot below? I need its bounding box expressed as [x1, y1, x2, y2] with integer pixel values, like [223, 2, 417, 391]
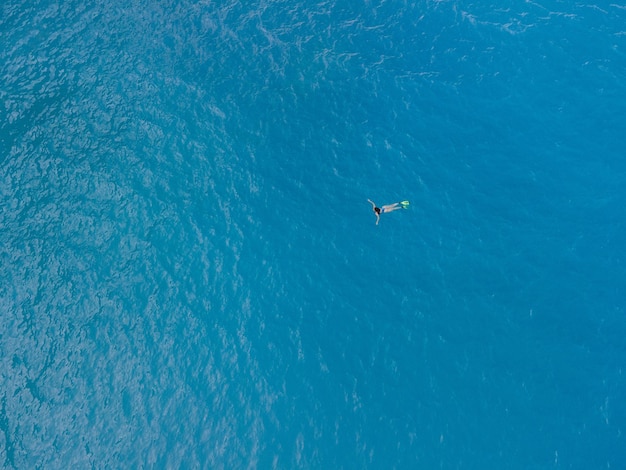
[368, 199, 409, 225]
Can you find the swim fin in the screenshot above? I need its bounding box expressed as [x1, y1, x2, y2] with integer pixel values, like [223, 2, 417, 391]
[400, 200, 410, 208]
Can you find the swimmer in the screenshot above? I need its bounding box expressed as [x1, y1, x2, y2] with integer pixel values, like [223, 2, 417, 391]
[368, 199, 409, 225]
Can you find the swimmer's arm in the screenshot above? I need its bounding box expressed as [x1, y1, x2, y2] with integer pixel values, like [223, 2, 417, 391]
[368, 199, 380, 225]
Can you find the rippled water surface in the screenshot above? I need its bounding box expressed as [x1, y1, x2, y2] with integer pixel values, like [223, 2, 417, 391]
[2, 0, 625, 468]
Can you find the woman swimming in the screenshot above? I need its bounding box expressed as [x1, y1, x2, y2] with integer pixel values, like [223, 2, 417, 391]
[368, 199, 409, 225]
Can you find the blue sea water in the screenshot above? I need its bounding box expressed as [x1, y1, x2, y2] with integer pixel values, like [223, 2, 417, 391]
[1, 0, 626, 468]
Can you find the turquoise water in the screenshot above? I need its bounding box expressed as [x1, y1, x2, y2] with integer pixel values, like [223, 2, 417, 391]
[2, 0, 625, 468]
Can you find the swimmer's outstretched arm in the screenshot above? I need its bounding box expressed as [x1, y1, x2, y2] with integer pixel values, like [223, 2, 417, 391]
[367, 199, 380, 225]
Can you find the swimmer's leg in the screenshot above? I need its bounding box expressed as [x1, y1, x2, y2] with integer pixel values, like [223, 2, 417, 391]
[382, 203, 402, 213]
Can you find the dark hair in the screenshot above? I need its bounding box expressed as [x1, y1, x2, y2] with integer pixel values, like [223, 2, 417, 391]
[375, 207, 381, 214]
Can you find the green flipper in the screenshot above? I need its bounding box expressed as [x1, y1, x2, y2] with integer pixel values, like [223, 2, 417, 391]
[400, 200, 410, 208]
